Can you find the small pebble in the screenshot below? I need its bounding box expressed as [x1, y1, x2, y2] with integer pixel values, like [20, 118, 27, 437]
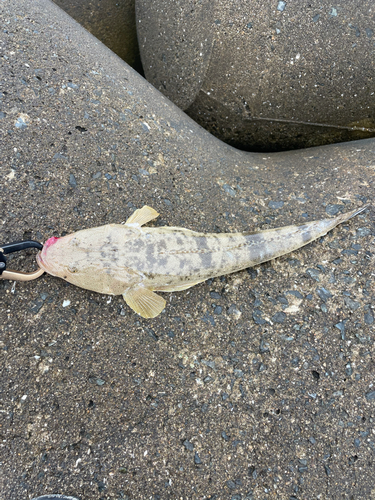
[30, 300, 44, 314]
[316, 287, 332, 302]
[306, 268, 321, 281]
[69, 174, 77, 187]
[286, 290, 303, 299]
[364, 311, 374, 325]
[227, 304, 241, 318]
[365, 390, 375, 401]
[356, 227, 371, 237]
[202, 360, 215, 369]
[268, 200, 284, 209]
[253, 309, 267, 325]
[325, 204, 343, 216]
[324, 465, 331, 476]
[221, 431, 229, 441]
[248, 269, 258, 279]
[334, 320, 348, 338]
[277, 295, 288, 305]
[15, 115, 29, 129]
[272, 311, 286, 324]
[287, 258, 301, 267]
[345, 363, 353, 377]
[222, 184, 236, 197]
[183, 440, 194, 451]
[344, 297, 360, 311]
[53, 153, 67, 160]
[214, 306, 222, 315]
[259, 338, 270, 353]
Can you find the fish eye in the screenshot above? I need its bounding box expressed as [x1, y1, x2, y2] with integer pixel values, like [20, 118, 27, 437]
[68, 264, 78, 273]
[70, 238, 79, 247]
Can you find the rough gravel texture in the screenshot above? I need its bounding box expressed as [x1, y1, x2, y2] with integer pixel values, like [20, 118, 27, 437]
[1, 2, 375, 500]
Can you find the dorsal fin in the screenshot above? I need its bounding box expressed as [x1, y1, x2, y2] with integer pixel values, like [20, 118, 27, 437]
[125, 205, 159, 226]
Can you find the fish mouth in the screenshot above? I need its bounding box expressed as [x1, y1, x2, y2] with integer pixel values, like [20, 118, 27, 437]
[37, 236, 60, 272]
[36, 244, 50, 271]
[36, 251, 46, 270]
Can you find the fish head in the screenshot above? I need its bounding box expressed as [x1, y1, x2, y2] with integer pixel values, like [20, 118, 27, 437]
[37, 227, 141, 294]
[37, 234, 84, 278]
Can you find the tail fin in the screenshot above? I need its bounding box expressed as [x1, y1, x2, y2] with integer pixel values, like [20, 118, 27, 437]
[336, 203, 370, 224]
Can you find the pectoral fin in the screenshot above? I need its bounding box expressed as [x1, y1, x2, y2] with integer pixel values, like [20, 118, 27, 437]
[123, 286, 166, 318]
[125, 205, 159, 226]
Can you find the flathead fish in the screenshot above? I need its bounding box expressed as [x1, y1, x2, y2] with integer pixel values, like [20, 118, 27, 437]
[36, 204, 369, 318]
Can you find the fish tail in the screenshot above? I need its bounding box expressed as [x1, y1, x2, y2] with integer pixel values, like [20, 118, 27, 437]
[309, 203, 370, 242]
[335, 203, 370, 225]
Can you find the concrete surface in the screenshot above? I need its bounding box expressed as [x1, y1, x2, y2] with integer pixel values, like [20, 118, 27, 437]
[1, 1, 375, 499]
[53, 0, 142, 72]
[136, 0, 375, 151]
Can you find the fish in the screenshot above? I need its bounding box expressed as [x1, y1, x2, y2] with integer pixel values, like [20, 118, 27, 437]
[36, 204, 369, 318]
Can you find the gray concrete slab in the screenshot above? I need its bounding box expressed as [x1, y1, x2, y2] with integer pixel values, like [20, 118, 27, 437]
[53, 0, 141, 71]
[0, 1, 374, 499]
[137, 0, 375, 151]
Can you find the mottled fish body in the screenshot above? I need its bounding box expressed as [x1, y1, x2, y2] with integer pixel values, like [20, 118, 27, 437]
[37, 204, 369, 318]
